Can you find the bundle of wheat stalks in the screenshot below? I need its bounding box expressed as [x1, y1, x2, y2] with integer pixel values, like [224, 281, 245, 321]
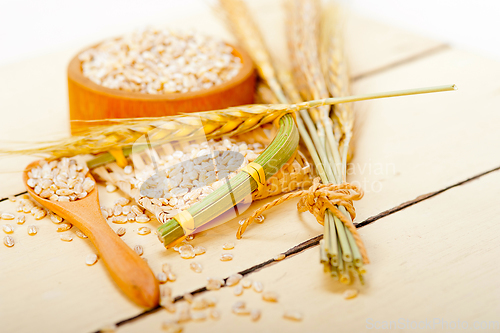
[219, 0, 365, 282]
[217, 0, 454, 283]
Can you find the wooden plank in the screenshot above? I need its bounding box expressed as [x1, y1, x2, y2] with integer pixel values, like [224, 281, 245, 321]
[0, 1, 443, 198]
[349, 47, 500, 222]
[115, 168, 500, 333]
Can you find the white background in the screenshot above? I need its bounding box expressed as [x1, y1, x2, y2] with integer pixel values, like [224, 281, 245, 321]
[1, 0, 499, 66]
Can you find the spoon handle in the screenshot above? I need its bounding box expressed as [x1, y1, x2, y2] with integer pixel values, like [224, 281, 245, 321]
[85, 219, 160, 308]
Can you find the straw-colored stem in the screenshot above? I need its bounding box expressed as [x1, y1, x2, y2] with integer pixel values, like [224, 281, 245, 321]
[345, 222, 363, 267]
[325, 213, 338, 262]
[297, 84, 457, 110]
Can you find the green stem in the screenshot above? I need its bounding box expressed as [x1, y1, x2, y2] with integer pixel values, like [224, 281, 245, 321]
[157, 114, 299, 246]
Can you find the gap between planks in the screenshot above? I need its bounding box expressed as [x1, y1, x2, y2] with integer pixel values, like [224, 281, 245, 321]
[351, 44, 450, 81]
[95, 162, 500, 333]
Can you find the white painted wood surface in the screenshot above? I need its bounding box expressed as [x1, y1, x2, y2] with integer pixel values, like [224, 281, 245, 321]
[117, 170, 500, 333]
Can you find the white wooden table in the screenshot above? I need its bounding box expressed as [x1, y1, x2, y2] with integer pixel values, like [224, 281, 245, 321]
[1, 1, 499, 332]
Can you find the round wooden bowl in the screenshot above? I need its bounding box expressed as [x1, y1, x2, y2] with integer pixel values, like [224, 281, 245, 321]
[67, 42, 256, 133]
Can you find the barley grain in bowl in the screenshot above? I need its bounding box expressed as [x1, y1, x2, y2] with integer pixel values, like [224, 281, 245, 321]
[68, 27, 256, 131]
[79, 28, 243, 94]
[26, 157, 95, 202]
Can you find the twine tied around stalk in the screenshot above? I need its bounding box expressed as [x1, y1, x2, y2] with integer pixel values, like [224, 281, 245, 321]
[236, 178, 369, 263]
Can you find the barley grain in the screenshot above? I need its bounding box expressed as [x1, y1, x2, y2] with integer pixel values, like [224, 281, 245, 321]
[49, 212, 63, 224]
[283, 310, 303, 321]
[220, 253, 233, 261]
[27, 225, 38, 235]
[193, 246, 206, 255]
[167, 272, 177, 282]
[157, 272, 168, 284]
[225, 273, 242, 286]
[250, 309, 261, 322]
[135, 215, 150, 223]
[57, 223, 72, 232]
[16, 215, 25, 225]
[180, 247, 195, 259]
[134, 245, 144, 256]
[206, 277, 223, 291]
[60, 234, 73, 242]
[262, 291, 279, 302]
[137, 227, 151, 235]
[122, 205, 131, 215]
[233, 284, 243, 296]
[176, 305, 191, 323]
[343, 289, 358, 300]
[131, 205, 143, 216]
[106, 184, 117, 193]
[86, 254, 98, 266]
[75, 229, 88, 239]
[110, 216, 128, 224]
[183, 293, 194, 303]
[191, 311, 207, 321]
[58, 196, 70, 202]
[1, 213, 15, 220]
[99, 324, 117, 333]
[3, 224, 14, 234]
[209, 308, 220, 320]
[189, 262, 203, 273]
[252, 281, 264, 293]
[123, 165, 133, 174]
[204, 296, 217, 307]
[274, 254, 286, 261]
[179, 244, 194, 252]
[3, 235, 14, 247]
[162, 263, 171, 273]
[8, 196, 16, 202]
[222, 242, 235, 250]
[162, 321, 183, 333]
[115, 197, 130, 206]
[100, 209, 109, 220]
[232, 301, 250, 315]
[162, 302, 177, 313]
[161, 285, 172, 300]
[116, 227, 126, 236]
[191, 298, 208, 310]
[241, 278, 252, 288]
[113, 205, 123, 216]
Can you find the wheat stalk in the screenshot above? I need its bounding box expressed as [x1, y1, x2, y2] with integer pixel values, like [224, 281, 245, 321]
[321, 4, 353, 182]
[286, 0, 366, 280]
[255, 80, 279, 104]
[219, 0, 360, 272]
[0, 85, 455, 160]
[218, 0, 288, 103]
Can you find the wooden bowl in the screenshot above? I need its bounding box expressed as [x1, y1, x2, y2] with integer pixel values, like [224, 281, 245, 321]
[67, 42, 256, 133]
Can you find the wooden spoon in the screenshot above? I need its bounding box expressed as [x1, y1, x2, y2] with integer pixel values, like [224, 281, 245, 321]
[23, 161, 159, 308]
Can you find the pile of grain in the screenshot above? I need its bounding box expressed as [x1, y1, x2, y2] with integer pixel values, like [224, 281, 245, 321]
[79, 28, 242, 94]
